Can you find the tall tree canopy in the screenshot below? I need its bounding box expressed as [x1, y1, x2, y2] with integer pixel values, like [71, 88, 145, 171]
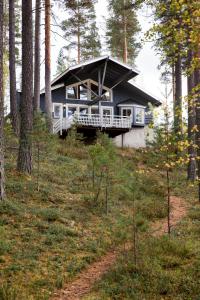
[61, 0, 101, 64]
[106, 0, 141, 65]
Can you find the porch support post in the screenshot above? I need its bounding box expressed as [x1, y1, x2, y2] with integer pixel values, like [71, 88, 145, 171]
[98, 68, 102, 124]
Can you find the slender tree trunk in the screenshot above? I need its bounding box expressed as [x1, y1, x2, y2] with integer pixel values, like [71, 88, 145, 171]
[0, 0, 5, 200]
[34, 0, 41, 112]
[77, 3, 81, 64]
[45, 0, 52, 130]
[172, 63, 175, 109]
[9, 0, 19, 135]
[123, 0, 128, 64]
[194, 51, 200, 201]
[187, 49, 196, 181]
[174, 52, 182, 135]
[17, 0, 33, 174]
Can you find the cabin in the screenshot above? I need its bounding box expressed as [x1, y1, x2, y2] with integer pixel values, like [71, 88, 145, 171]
[25, 56, 162, 147]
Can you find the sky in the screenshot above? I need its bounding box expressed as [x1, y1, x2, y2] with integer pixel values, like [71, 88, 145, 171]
[50, 0, 164, 103]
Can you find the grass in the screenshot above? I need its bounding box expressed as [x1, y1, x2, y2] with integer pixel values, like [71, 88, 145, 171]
[0, 132, 197, 299]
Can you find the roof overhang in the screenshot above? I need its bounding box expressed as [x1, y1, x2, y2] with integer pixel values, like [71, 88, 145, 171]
[51, 56, 139, 88]
[117, 82, 162, 107]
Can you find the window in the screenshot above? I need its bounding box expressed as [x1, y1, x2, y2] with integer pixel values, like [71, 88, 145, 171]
[54, 104, 62, 118]
[66, 80, 111, 101]
[102, 108, 112, 116]
[68, 107, 77, 117]
[66, 86, 77, 99]
[90, 82, 111, 101]
[78, 84, 88, 100]
[102, 91, 111, 101]
[80, 107, 88, 115]
[122, 108, 132, 117]
[134, 107, 145, 125]
[91, 107, 99, 115]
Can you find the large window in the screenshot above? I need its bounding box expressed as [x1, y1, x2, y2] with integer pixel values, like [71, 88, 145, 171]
[66, 79, 111, 101]
[134, 107, 145, 125]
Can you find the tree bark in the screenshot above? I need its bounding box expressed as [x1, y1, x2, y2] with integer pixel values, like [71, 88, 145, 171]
[194, 49, 200, 201]
[9, 0, 19, 135]
[45, 0, 52, 130]
[34, 0, 41, 112]
[187, 49, 196, 181]
[0, 0, 5, 200]
[123, 0, 128, 64]
[77, 3, 81, 64]
[17, 0, 33, 174]
[174, 52, 182, 135]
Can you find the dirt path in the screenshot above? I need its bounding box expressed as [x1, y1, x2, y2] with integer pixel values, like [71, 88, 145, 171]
[51, 196, 188, 300]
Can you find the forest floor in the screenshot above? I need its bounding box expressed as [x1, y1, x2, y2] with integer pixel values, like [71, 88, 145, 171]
[0, 132, 198, 299]
[51, 196, 188, 300]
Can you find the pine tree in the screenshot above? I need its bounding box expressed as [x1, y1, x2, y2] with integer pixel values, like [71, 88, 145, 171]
[45, 0, 52, 130]
[9, 0, 20, 135]
[148, 0, 183, 135]
[0, 0, 5, 200]
[34, 0, 41, 112]
[61, 0, 101, 64]
[17, 0, 33, 174]
[55, 48, 68, 75]
[106, 0, 141, 65]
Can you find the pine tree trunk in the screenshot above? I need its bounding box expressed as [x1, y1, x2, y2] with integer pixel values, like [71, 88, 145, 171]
[9, 0, 19, 135]
[45, 0, 52, 130]
[77, 3, 81, 64]
[195, 49, 200, 201]
[123, 0, 128, 64]
[187, 49, 196, 181]
[17, 0, 33, 174]
[0, 0, 5, 200]
[34, 0, 41, 112]
[174, 52, 182, 135]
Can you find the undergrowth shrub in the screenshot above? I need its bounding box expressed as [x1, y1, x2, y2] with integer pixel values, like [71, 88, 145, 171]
[0, 283, 18, 300]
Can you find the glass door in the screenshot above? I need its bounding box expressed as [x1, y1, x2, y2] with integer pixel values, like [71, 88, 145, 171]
[53, 104, 63, 119]
[102, 107, 112, 116]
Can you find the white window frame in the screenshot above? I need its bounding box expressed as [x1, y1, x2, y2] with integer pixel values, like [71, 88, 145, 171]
[53, 103, 63, 119]
[120, 107, 133, 117]
[66, 79, 112, 102]
[134, 106, 145, 125]
[101, 106, 114, 116]
[66, 104, 91, 116]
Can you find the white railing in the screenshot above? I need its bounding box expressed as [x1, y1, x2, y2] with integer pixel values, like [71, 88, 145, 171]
[74, 114, 132, 129]
[53, 114, 132, 134]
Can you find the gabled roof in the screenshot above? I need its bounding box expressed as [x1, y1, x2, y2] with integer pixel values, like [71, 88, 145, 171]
[118, 81, 162, 107]
[51, 56, 139, 88]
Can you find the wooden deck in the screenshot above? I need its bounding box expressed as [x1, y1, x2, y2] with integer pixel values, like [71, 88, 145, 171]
[53, 114, 132, 134]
